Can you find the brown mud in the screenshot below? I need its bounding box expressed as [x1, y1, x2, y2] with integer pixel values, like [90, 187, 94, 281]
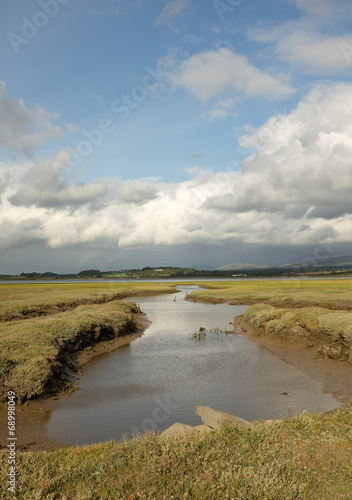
[234, 316, 352, 406]
[0, 330, 144, 452]
[2, 299, 352, 453]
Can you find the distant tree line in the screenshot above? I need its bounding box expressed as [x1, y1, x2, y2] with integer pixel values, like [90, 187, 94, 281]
[20, 272, 76, 279]
[17, 264, 352, 280]
[78, 270, 102, 278]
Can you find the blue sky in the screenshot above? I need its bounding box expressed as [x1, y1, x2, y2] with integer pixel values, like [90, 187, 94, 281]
[1, 0, 352, 272]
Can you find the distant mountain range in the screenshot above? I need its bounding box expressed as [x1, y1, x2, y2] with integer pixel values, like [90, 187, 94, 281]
[215, 254, 352, 272]
[287, 254, 352, 269]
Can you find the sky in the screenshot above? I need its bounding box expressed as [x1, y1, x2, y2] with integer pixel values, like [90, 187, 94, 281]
[1, 0, 352, 273]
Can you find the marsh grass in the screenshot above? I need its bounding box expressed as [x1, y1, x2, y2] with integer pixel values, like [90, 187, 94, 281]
[0, 282, 176, 321]
[0, 283, 176, 400]
[243, 303, 352, 354]
[0, 301, 140, 400]
[185, 280, 352, 359]
[1, 402, 352, 499]
[184, 279, 352, 309]
[1, 280, 352, 497]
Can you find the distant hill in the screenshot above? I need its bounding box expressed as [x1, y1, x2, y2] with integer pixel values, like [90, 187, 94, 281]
[215, 263, 267, 271]
[6, 255, 352, 281]
[287, 254, 352, 269]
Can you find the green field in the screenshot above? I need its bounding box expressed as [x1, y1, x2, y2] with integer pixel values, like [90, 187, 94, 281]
[0, 282, 177, 321]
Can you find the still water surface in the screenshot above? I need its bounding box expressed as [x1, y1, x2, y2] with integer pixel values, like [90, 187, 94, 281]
[46, 287, 339, 445]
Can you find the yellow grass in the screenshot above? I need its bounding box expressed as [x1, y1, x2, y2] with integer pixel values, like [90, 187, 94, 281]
[0, 282, 177, 320]
[184, 279, 352, 308]
[1, 402, 352, 499]
[1, 279, 352, 497]
[0, 283, 177, 400]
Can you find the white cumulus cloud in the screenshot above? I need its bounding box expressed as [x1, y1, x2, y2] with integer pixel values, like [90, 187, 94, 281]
[1, 83, 352, 254]
[9, 150, 107, 208]
[170, 48, 295, 101]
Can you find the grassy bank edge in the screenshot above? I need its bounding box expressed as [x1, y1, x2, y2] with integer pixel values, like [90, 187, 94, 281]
[0, 283, 178, 322]
[181, 279, 352, 310]
[0, 283, 178, 402]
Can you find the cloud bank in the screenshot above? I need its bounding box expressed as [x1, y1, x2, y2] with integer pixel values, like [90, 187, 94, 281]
[1, 83, 352, 261]
[248, 0, 352, 75]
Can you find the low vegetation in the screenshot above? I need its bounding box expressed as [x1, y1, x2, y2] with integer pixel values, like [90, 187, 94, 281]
[185, 279, 352, 309]
[1, 402, 352, 499]
[242, 304, 352, 360]
[0, 301, 141, 401]
[0, 283, 177, 401]
[1, 279, 352, 497]
[0, 282, 177, 321]
[185, 280, 352, 363]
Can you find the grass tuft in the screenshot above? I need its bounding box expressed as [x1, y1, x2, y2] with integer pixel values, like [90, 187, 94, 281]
[1, 403, 352, 498]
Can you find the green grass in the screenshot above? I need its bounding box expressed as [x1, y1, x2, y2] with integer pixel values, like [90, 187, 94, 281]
[0, 282, 177, 321]
[2, 279, 352, 497]
[238, 301, 352, 366]
[0, 283, 177, 401]
[0, 301, 141, 400]
[1, 402, 352, 499]
[184, 279, 352, 309]
[243, 303, 352, 344]
[182, 281, 352, 354]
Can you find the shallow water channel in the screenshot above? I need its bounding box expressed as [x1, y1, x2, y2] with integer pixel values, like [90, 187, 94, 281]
[46, 286, 340, 445]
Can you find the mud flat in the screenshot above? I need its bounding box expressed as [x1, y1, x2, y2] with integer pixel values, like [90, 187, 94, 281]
[235, 315, 352, 405]
[0, 330, 144, 452]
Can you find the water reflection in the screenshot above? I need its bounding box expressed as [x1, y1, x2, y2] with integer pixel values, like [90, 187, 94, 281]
[46, 286, 340, 445]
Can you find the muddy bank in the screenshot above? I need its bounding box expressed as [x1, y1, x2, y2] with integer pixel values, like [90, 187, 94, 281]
[0, 301, 147, 403]
[234, 316, 352, 404]
[40, 308, 147, 402]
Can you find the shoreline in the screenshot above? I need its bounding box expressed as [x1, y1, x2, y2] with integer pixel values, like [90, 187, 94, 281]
[234, 316, 352, 406]
[2, 299, 352, 453]
[0, 329, 146, 453]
